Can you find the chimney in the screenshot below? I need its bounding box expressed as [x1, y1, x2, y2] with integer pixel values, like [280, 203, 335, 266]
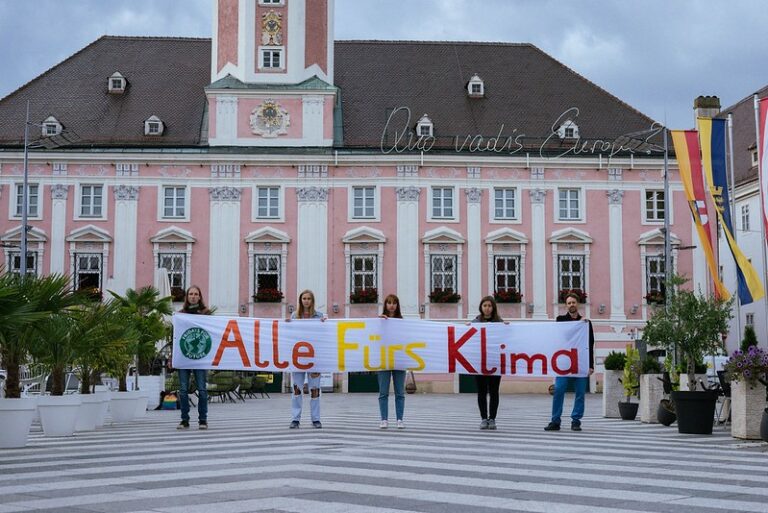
[693, 95, 721, 120]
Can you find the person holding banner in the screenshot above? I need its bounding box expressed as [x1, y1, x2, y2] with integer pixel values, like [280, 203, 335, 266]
[287, 289, 326, 429]
[471, 296, 505, 430]
[175, 286, 211, 430]
[545, 293, 594, 432]
[377, 294, 406, 429]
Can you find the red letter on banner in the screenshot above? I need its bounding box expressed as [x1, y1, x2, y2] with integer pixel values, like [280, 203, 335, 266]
[212, 320, 251, 367]
[447, 326, 478, 373]
[551, 348, 579, 375]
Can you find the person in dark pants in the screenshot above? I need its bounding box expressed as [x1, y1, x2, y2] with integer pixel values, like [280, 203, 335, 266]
[175, 285, 211, 430]
[545, 292, 594, 432]
[471, 296, 506, 430]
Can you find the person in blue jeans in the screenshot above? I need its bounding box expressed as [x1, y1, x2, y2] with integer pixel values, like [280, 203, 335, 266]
[175, 285, 211, 430]
[545, 292, 594, 432]
[377, 294, 406, 429]
[287, 289, 326, 429]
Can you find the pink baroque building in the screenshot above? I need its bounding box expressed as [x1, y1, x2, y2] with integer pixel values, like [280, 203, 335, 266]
[0, 0, 707, 392]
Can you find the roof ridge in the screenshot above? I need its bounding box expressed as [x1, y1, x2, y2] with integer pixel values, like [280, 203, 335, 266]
[101, 35, 211, 42]
[718, 84, 768, 115]
[335, 40, 532, 47]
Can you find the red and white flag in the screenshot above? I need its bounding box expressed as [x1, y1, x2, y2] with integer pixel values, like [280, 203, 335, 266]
[759, 97, 768, 242]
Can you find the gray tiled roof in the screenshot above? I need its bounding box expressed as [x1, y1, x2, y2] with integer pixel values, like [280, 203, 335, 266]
[0, 36, 660, 152]
[716, 85, 768, 186]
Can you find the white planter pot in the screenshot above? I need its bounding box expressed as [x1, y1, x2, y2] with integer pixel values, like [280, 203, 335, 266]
[133, 390, 150, 418]
[38, 395, 82, 437]
[93, 390, 110, 428]
[75, 394, 102, 431]
[0, 397, 37, 448]
[731, 380, 768, 440]
[110, 391, 141, 423]
[137, 375, 164, 410]
[639, 374, 664, 423]
[602, 370, 623, 418]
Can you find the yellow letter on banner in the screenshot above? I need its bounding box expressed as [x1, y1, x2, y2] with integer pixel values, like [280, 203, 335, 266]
[337, 321, 364, 371]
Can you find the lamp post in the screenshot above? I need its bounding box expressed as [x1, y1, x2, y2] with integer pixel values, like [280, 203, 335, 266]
[20, 100, 31, 276]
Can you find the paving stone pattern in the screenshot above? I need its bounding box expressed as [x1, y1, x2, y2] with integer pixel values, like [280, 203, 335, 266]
[1, 393, 767, 513]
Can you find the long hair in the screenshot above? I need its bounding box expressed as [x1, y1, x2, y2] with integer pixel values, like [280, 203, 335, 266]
[381, 294, 402, 319]
[182, 285, 208, 313]
[478, 295, 502, 322]
[296, 289, 316, 318]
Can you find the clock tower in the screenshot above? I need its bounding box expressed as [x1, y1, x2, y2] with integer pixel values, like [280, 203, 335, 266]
[207, 0, 336, 147]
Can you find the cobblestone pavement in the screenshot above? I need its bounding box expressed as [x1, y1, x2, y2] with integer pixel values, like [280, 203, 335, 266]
[1, 393, 767, 513]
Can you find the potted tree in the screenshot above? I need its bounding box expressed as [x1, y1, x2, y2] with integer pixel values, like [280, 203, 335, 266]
[0, 272, 54, 448]
[642, 275, 733, 434]
[723, 345, 768, 439]
[618, 345, 640, 420]
[602, 350, 626, 418]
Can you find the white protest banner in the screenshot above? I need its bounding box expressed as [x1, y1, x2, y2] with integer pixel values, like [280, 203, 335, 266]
[172, 314, 590, 377]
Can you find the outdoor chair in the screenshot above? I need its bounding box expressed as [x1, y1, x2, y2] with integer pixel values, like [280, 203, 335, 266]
[714, 370, 731, 426]
[20, 365, 48, 395]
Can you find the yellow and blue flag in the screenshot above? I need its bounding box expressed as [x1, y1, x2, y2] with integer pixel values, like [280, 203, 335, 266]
[699, 117, 764, 304]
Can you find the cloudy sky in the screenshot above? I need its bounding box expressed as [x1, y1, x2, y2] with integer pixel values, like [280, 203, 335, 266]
[0, 0, 766, 129]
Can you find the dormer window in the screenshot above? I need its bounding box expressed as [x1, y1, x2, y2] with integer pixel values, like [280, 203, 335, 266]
[752, 149, 759, 166]
[557, 120, 579, 140]
[42, 116, 62, 137]
[144, 115, 165, 136]
[416, 114, 434, 137]
[467, 73, 485, 98]
[108, 72, 126, 94]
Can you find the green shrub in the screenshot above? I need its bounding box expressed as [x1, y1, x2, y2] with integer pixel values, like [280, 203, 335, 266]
[603, 351, 627, 371]
[641, 356, 663, 374]
[741, 325, 758, 352]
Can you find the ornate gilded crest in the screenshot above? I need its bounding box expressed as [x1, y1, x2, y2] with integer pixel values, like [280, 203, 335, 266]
[250, 100, 290, 137]
[261, 11, 282, 45]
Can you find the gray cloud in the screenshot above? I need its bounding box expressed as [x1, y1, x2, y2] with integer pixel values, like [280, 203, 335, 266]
[1, 0, 766, 129]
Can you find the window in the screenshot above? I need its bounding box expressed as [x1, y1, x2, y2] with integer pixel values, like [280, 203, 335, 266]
[14, 184, 39, 217]
[467, 73, 484, 98]
[42, 116, 62, 137]
[260, 0, 283, 4]
[159, 253, 186, 292]
[495, 255, 520, 292]
[8, 251, 36, 276]
[352, 186, 375, 219]
[432, 187, 454, 219]
[645, 190, 665, 221]
[752, 150, 759, 166]
[163, 187, 186, 218]
[557, 120, 579, 139]
[108, 72, 126, 93]
[746, 313, 754, 326]
[261, 49, 282, 68]
[255, 254, 281, 292]
[558, 188, 580, 220]
[144, 115, 164, 136]
[256, 186, 280, 218]
[741, 204, 750, 232]
[74, 253, 102, 292]
[416, 114, 433, 137]
[558, 255, 584, 291]
[431, 254, 457, 292]
[351, 255, 377, 292]
[646, 256, 667, 295]
[80, 185, 103, 217]
[494, 188, 516, 219]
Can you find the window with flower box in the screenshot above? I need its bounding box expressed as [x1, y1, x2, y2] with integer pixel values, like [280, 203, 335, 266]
[494, 255, 521, 302]
[350, 255, 377, 302]
[430, 254, 459, 302]
[558, 255, 584, 302]
[74, 253, 102, 300]
[645, 255, 670, 305]
[254, 254, 282, 302]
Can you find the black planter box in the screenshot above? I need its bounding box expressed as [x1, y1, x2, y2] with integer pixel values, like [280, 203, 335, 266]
[671, 390, 718, 435]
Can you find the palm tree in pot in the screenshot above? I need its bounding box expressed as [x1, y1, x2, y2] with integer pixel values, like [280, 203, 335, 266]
[641, 275, 732, 434]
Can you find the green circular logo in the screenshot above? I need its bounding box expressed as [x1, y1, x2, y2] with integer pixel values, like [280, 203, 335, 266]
[179, 327, 212, 360]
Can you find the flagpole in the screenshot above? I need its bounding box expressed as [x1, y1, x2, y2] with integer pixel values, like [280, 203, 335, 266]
[752, 94, 768, 346]
[663, 127, 671, 311]
[727, 113, 742, 344]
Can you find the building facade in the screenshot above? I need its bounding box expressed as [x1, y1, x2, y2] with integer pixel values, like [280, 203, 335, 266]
[0, 0, 707, 391]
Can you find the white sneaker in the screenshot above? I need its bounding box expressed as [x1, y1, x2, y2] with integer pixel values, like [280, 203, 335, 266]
[379, 420, 388, 429]
[396, 420, 405, 429]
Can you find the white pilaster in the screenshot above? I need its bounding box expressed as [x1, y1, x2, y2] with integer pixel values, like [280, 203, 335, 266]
[216, 96, 238, 143]
[530, 188, 548, 319]
[50, 184, 68, 275]
[396, 186, 421, 318]
[296, 187, 329, 313]
[465, 187, 482, 317]
[112, 185, 139, 295]
[209, 187, 242, 315]
[607, 189, 626, 321]
[302, 96, 324, 145]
